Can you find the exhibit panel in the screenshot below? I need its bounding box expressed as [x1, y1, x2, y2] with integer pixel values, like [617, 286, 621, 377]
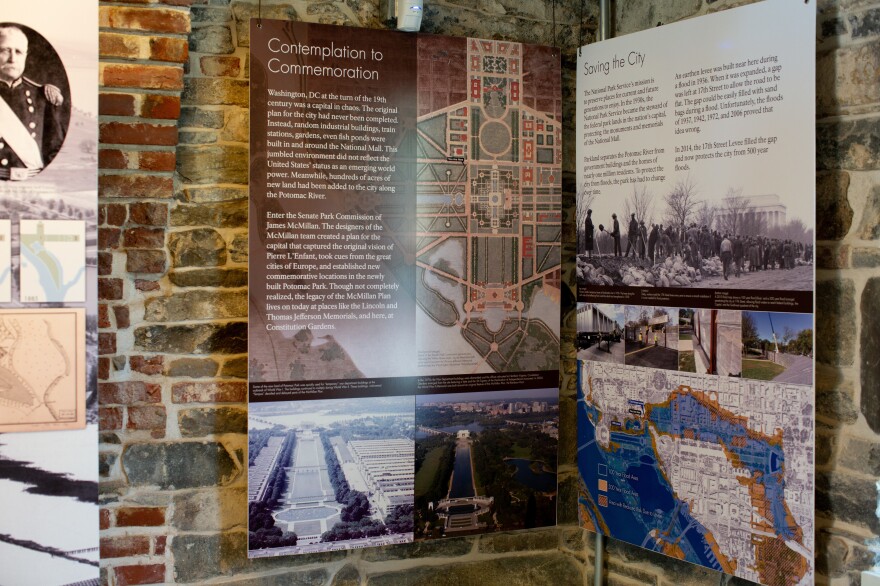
[247, 21, 561, 558]
[575, 1, 816, 585]
[0, 0, 99, 583]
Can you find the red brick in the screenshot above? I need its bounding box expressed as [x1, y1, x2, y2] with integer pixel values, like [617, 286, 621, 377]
[150, 36, 188, 62]
[100, 174, 174, 199]
[114, 305, 131, 329]
[99, 227, 121, 250]
[102, 63, 183, 91]
[101, 122, 178, 146]
[98, 304, 111, 328]
[172, 381, 246, 403]
[127, 249, 167, 274]
[100, 6, 190, 34]
[99, 278, 124, 300]
[99, 332, 117, 355]
[98, 252, 113, 276]
[130, 355, 164, 375]
[116, 507, 166, 527]
[99, 381, 161, 405]
[100, 92, 136, 116]
[139, 151, 176, 172]
[113, 563, 165, 586]
[105, 203, 127, 225]
[101, 535, 150, 558]
[98, 357, 110, 380]
[129, 202, 168, 226]
[100, 32, 140, 59]
[124, 227, 165, 248]
[135, 279, 161, 292]
[99, 406, 123, 430]
[99, 149, 128, 169]
[127, 405, 166, 431]
[153, 535, 166, 555]
[100, 508, 112, 530]
[142, 94, 181, 119]
[200, 55, 240, 77]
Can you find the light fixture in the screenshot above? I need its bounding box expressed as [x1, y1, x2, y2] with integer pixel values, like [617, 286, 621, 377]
[396, 0, 423, 32]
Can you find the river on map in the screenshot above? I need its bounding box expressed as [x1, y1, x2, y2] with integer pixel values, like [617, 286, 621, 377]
[649, 393, 794, 539]
[506, 458, 556, 492]
[577, 383, 724, 571]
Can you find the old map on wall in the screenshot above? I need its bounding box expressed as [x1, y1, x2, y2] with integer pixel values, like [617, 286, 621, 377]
[416, 37, 561, 375]
[578, 361, 814, 585]
[0, 308, 86, 431]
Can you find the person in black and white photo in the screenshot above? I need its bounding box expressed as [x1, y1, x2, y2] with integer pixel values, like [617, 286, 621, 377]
[0, 23, 69, 181]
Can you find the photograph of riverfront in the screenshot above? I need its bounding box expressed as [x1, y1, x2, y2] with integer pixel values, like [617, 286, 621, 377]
[414, 388, 558, 539]
[248, 396, 415, 557]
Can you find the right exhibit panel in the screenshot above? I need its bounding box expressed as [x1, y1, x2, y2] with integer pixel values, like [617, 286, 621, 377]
[575, 1, 816, 585]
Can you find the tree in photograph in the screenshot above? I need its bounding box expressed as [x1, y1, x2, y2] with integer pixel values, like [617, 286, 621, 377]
[742, 313, 760, 352]
[770, 217, 811, 243]
[696, 200, 717, 231]
[340, 491, 371, 523]
[788, 328, 813, 356]
[664, 175, 700, 231]
[576, 188, 598, 254]
[385, 504, 415, 534]
[739, 208, 766, 237]
[624, 184, 656, 227]
[248, 501, 298, 550]
[719, 188, 761, 236]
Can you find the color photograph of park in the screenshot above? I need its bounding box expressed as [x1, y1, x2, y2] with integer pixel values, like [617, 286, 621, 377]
[413, 388, 558, 539]
[741, 311, 813, 384]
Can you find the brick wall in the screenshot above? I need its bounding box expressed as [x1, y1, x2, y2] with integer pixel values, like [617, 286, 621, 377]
[97, 1, 880, 585]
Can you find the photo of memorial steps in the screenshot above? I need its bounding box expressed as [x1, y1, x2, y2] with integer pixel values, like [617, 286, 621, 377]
[248, 396, 415, 557]
[414, 388, 558, 539]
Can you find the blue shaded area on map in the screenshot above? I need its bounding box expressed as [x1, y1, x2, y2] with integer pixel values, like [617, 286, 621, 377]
[576, 374, 724, 570]
[578, 368, 800, 574]
[21, 241, 85, 302]
[0, 266, 9, 286]
[649, 392, 795, 539]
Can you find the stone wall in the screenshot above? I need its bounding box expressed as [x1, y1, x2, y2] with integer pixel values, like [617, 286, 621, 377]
[96, 1, 880, 586]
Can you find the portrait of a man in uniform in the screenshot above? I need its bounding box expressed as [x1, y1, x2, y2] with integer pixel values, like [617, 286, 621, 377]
[0, 23, 70, 181]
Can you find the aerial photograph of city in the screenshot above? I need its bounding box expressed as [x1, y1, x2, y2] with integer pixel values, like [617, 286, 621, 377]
[414, 388, 558, 539]
[248, 396, 415, 557]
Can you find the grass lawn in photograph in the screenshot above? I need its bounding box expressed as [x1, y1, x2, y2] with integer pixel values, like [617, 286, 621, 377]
[415, 445, 446, 496]
[742, 359, 786, 380]
[679, 351, 695, 372]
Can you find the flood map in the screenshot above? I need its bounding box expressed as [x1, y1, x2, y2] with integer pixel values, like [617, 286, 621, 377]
[0, 309, 85, 431]
[415, 38, 561, 375]
[578, 361, 813, 586]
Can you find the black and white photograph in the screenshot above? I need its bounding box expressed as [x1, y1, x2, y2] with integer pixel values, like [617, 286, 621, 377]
[248, 396, 415, 557]
[576, 302, 624, 364]
[0, 23, 72, 181]
[576, 179, 814, 292]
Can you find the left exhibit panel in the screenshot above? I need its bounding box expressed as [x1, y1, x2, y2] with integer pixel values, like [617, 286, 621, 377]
[0, 1, 99, 584]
